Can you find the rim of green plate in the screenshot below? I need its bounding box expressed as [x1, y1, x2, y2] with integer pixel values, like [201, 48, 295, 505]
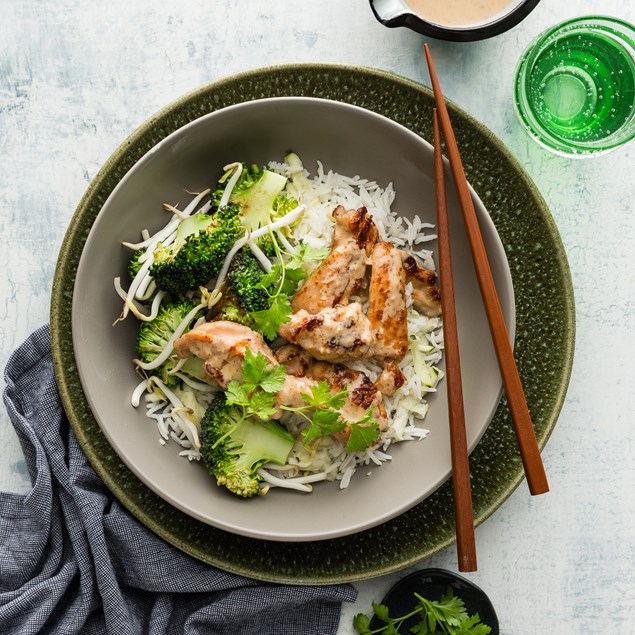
[50, 63, 575, 584]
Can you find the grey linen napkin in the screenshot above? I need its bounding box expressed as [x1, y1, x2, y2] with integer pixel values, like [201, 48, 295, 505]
[0, 325, 357, 635]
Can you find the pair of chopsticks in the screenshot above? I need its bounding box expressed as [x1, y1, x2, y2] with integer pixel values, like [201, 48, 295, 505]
[424, 44, 549, 572]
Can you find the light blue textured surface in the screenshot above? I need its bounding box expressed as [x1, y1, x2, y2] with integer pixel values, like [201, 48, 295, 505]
[1, 1, 633, 633]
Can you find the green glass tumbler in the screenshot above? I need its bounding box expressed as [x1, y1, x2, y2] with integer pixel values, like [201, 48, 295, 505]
[514, 16, 635, 156]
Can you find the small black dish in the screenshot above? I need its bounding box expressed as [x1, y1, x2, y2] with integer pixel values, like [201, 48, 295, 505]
[369, 0, 541, 42]
[370, 568, 499, 633]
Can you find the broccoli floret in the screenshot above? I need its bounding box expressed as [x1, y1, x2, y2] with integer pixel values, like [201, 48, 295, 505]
[211, 288, 256, 328]
[128, 249, 145, 280]
[273, 190, 299, 217]
[200, 393, 294, 498]
[150, 205, 241, 294]
[211, 163, 296, 230]
[216, 299, 254, 327]
[227, 247, 270, 312]
[258, 234, 277, 259]
[135, 298, 200, 388]
[211, 163, 263, 209]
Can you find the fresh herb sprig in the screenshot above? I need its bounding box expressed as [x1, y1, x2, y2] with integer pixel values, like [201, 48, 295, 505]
[213, 349, 287, 448]
[250, 238, 328, 339]
[353, 587, 492, 635]
[281, 381, 380, 454]
[221, 352, 379, 454]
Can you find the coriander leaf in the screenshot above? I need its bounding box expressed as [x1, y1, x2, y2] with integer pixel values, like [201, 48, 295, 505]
[435, 588, 467, 626]
[325, 388, 348, 410]
[250, 293, 292, 340]
[439, 586, 466, 612]
[345, 417, 380, 454]
[241, 348, 270, 392]
[439, 587, 455, 604]
[373, 603, 391, 623]
[256, 262, 302, 295]
[303, 409, 346, 445]
[352, 613, 372, 635]
[410, 620, 429, 635]
[301, 382, 348, 410]
[355, 588, 492, 635]
[224, 381, 250, 408]
[259, 363, 287, 394]
[280, 264, 306, 295]
[303, 243, 330, 261]
[247, 390, 277, 421]
[301, 382, 333, 408]
[241, 349, 286, 394]
[458, 615, 481, 630]
[456, 614, 492, 635]
[257, 264, 282, 290]
[288, 242, 330, 268]
[270, 291, 293, 321]
[311, 408, 342, 426]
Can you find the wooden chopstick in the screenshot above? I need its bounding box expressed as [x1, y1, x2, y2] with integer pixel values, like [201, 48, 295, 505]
[433, 108, 477, 573]
[424, 44, 549, 496]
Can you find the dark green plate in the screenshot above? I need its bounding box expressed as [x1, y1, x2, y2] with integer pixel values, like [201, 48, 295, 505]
[51, 64, 574, 584]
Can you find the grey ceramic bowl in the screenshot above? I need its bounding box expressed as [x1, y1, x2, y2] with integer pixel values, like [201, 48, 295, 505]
[370, 0, 541, 42]
[72, 96, 514, 542]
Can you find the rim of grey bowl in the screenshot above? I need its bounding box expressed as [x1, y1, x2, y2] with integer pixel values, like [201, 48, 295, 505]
[71, 95, 515, 541]
[50, 63, 575, 582]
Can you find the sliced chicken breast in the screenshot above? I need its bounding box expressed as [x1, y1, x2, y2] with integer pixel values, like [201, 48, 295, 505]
[374, 361, 406, 397]
[275, 344, 388, 441]
[175, 322, 321, 420]
[332, 205, 379, 256]
[291, 240, 366, 314]
[368, 242, 409, 360]
[401, 252, 442, 318]
[279, 303, 376, 363]
[174, 321, 276, 388]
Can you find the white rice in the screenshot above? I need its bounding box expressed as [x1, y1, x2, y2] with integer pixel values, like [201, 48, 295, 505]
[135, 159, 444, 491]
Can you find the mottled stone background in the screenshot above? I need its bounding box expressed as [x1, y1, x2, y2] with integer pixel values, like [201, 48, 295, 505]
[1, 1, 633, 633]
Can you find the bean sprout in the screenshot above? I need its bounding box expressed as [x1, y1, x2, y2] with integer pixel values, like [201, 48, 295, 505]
[113, 279, 166, 322]
[257, 468, 312, 493]
[133, 288, 220, 371]
[214, 205, 305, 291]
[218, 163, 242, 209]
[147, 376, 200, 449]
[248, 240, 273, 273]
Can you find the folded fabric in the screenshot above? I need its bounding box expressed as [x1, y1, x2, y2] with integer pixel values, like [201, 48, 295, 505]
[0, 325, 356, 635]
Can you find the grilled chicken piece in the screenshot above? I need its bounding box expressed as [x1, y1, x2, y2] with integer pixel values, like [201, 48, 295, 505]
[175, 322, 320, 419]
[309, 360, 388, 433]
[401, 252, 442, 318]
[332, 205, 379, 256]
[273, 375, 318, 412]
[276, 344, 388, 442]
[368, 242, 409, 360]
[175, 324, 383, 449]
[279, 303, 376, 363]
[374, 361, 406, 397]
[274, 343, 314, 377]
[174, 321, 276, 388]
[276, 343, 398, 414]
[291, 240, 366, 314]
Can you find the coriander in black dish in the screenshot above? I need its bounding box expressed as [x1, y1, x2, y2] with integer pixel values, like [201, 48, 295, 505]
[356, 568, 499, 634]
